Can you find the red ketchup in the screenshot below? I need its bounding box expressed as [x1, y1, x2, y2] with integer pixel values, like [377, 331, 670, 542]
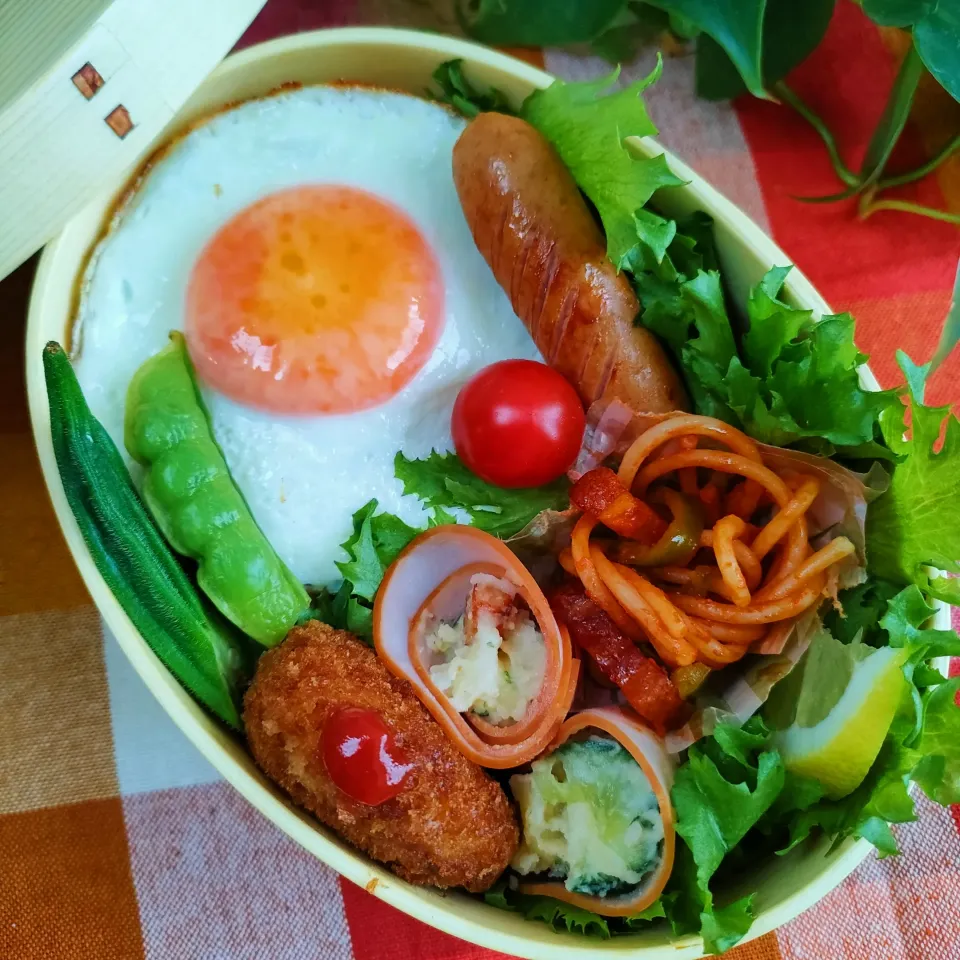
[322, 707, 413, 805]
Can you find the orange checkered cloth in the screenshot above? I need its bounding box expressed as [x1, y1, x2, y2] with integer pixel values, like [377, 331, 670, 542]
[3, 2, 960, 959]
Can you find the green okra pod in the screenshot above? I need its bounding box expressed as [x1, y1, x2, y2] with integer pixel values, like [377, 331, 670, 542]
[43, 341, 253, 729]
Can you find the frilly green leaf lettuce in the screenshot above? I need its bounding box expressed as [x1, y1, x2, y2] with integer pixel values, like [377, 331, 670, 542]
[639, 263, 898, 449]
[880, 584, 960, 659]
[623, 898, 667, 927]
[867, 352, 960, 604]
[483, 879, 611, 938]
[394, 451, 569, 539]
[336, 500, 422, 603]
[740, 264, 809, 377]
[909, 678, 960, 805]
[299, 500, 424, 641]
[673, 747, 785, 885]
[823, 578, 902, 646]
[522, 897, 612, 938]
[521, 59, 687, 270]
[666, 717, 789, 954]
[431, 59, 512, 118]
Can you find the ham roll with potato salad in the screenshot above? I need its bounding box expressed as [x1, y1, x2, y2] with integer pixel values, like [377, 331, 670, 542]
[42, 48, 960, 953]
[374, 526, 580, 768]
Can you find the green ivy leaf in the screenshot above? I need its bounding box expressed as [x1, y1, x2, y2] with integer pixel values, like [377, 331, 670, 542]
[456, 0, 628, 46]
[591, 3, 673, 62]
[914, 1, 960, 104]
[858, 44, 925, 187]
[646, 0, 768, 98]
[862, 0, 936, 28]
[695, 0, 835, 100]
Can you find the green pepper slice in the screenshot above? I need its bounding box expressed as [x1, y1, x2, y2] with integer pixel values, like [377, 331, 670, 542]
[608, 489, 704, 568]
[125, 333, 309, 646]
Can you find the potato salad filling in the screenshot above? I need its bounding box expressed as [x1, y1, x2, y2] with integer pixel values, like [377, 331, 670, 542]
[509, 737, 664, 897]
[426, 574, 547, 725]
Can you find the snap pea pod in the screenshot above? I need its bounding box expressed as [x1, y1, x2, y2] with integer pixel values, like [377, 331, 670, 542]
[124, 333, 309, 646]
[42, 342, 253, 729]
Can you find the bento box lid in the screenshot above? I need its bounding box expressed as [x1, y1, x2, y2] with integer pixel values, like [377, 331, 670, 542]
[0, 0, 267, 281]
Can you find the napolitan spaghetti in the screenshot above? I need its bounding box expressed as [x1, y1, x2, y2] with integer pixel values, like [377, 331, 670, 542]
[563, 414, 856, 682]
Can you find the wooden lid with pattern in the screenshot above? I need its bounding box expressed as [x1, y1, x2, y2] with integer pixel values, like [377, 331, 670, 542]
[0, 0, 266, 280]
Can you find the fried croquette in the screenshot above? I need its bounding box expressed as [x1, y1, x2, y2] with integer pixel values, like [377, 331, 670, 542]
[243, 620, 519, 892]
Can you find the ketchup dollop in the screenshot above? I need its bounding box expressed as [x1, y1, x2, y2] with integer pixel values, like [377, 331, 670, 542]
[322, 706, 413, 805]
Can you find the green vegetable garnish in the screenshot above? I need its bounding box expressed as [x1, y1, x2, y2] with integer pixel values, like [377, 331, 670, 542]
[822, 578, 903, 647]
[867, 351, 960, 605]
[456, 0, 629, 48]
[643, 263, 899, 450]
[668, 717, 785, 953]
[125, 333, 309, 646]
[394, 450, 569, 539]
[520, 59, 685, 271]
[431, 59, 513, 118]
[484, 877, 613, 938]
[43, 342, 253, 729]
[307, 499, 423, 642]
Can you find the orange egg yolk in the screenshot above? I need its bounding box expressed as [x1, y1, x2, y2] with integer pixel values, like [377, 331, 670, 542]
[185, 185, 444, 414]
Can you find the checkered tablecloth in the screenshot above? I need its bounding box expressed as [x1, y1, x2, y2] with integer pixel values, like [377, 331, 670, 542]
[3, 2, 960, 958]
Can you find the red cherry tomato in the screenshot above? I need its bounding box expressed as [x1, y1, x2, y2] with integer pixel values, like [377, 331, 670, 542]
[452, 359, 585, 488]
[322, 707, 413, 805]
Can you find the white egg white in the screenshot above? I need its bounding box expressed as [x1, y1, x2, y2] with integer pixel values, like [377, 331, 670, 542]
[73, 86, 540, 586]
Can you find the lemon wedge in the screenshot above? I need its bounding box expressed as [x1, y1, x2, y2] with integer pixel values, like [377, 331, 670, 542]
[769, 628, 909, 799]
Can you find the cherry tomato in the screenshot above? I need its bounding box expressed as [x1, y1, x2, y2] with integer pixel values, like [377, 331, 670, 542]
[322, 707, 413, 805]
[452, 359, 585, 488]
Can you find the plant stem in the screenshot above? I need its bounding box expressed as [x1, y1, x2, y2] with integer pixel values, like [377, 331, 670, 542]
[876, 133, 960, 190]
[860, 197, 960, 225]
[929, 260, 960, 376]
[857, 44, 925, 191]
[774, 80, 858, 187]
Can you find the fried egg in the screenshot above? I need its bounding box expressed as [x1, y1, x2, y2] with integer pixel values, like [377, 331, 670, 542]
[73, 86, 540, 586]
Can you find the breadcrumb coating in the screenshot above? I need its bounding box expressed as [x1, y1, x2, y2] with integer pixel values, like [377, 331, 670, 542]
[244, 620, 519, 891]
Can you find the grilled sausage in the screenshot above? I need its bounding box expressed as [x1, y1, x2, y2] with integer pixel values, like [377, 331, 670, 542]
[453, 112, 687, 414]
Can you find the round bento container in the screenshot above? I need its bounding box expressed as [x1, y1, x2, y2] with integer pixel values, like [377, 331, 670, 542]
[26, 26, 935, 959]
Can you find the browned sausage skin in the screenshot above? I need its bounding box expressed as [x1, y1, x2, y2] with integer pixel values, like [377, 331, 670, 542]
[453, 112, 688, 414]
